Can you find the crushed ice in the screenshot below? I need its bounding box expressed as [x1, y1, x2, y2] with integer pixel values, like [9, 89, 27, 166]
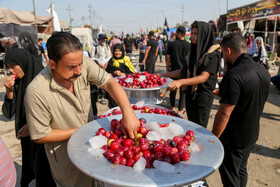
[154, 160, 175, 173]
[89, 135, 107, 149]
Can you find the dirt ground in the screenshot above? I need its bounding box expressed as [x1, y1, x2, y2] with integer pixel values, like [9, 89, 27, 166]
[0, 55, 279, 187]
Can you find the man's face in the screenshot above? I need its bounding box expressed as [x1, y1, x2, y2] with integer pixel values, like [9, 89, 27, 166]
[38, 40, 42, 45]
[221, 47, 232, 66]
[144, 36, 148, 40]
[191, 28, 198, 44]
[127, 36, 130, 39]
[99, 38, 105, 45]
[176, 31, 181, 38]
[51, 50, 83, 82]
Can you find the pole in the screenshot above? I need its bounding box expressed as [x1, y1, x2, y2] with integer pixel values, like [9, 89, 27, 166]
[273, 18, 277, 52]
[32, 0, 38, 34]
[81, 16, 86, 27]
[226, 0, 228, 31]
[88, 5, 93, 29]
[93, 10, 96, 29]
[66, 5, 73, 27]
[182, 3, 184, 24]
[265, 19, 268, 46]
[49, 1, 54, 32]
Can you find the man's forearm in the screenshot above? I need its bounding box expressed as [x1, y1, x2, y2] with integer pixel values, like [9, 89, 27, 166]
[212, 103, 235, 138]
[161, 68, 181, 78]
[212, 110, 230, 138]
[102, 78, 132, 113]
[177, 72, 209, 86]
[143, 48, 150, 62]
[34, 128, 78, 143]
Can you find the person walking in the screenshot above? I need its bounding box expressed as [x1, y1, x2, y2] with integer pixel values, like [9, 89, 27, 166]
[91, 34, 112, 105]
[157, 36, 164, 62]
[142, 31, 158, 74]
[137, 35, 148, 72]
[166, 26, 190, 115]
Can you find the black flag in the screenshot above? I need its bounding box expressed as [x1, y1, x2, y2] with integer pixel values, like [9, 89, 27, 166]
[164, 17, 170, 31]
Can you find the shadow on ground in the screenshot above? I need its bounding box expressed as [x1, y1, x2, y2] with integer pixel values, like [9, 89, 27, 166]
[252, 144, 280, 159]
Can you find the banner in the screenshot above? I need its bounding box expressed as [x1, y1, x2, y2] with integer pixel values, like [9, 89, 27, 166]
[227, 0, 280, 23]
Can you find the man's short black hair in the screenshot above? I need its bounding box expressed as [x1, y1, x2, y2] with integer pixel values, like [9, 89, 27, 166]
[176, 26, 186, 36]
[149, 31, 154, 36]
[47, 32, 82, 63]
[38, 38, 43, 42]
[221, 33, 247, 53]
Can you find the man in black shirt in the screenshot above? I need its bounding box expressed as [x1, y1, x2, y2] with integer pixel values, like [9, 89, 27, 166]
[166, 26, 190, 114]
[142, 31, 158, 73]
[123, 34, 133, 54]
[212, 33, 270, 187]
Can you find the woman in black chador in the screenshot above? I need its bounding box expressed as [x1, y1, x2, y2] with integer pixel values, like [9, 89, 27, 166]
[162, 21, 221, 128]
[2, 48, 55, 187]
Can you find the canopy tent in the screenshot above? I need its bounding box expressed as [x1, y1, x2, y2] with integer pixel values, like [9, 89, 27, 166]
[0, 7, 53, 37]
[226, 0, 280, 52]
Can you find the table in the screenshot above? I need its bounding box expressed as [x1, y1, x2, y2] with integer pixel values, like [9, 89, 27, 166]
[68, 113, 224, 187]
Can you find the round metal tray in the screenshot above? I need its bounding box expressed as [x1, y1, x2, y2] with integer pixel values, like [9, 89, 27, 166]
[115, 77, 173, 105]
[68, 113, 224, 187]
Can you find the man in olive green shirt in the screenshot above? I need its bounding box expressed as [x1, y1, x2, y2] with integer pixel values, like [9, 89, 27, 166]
[24, 32, 139, 187]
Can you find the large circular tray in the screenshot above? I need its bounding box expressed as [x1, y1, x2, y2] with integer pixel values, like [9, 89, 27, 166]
[67, 113, 224, 187]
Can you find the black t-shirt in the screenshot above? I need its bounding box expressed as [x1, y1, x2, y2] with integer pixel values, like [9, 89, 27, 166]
[39, 45, 44, 62]
[124, 39, 132, 48]
[219, 53, 271, 147]
[147, 38, 158, 57]
[167, 39, 190, 70]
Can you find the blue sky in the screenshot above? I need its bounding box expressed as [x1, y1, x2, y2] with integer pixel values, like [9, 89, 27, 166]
[0, 0, 257, 34]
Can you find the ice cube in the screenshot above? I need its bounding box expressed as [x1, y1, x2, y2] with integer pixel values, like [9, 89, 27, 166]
[133, 156, 146, 171]
[146, 130, 161, 141]
[89, 135, 107, 149]
[159, 127, 174, 140]
[136, 100, 145, 108]
[168, 123, 185, 137]
[88, 148, 105, 157]
[189, 142, 202, 152]
[154, 160, 175, 173]
[138, 75, 146, 82]
[144, 122, 160, 131]
[125, 78, 133, 83]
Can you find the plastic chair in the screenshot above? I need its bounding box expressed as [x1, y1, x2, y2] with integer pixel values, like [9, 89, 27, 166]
[268, 52, 277, 69]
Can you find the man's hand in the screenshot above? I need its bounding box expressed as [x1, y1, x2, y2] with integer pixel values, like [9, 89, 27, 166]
[121, 112, 140, 140]
[4, 75, 15, 99]
[114, 70, 125, 77]
[213, 89, 220, 97]
[168, 80, 182, 91]
[18, 124, 29, 138]
[99, 64, 106, 69]
[142, 60, 145, 65]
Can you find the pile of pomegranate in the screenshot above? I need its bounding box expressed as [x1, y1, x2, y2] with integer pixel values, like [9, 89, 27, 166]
[95, 118, 196, 168]
[117, 72, 167, 89]
[98, 105, 182, 119]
